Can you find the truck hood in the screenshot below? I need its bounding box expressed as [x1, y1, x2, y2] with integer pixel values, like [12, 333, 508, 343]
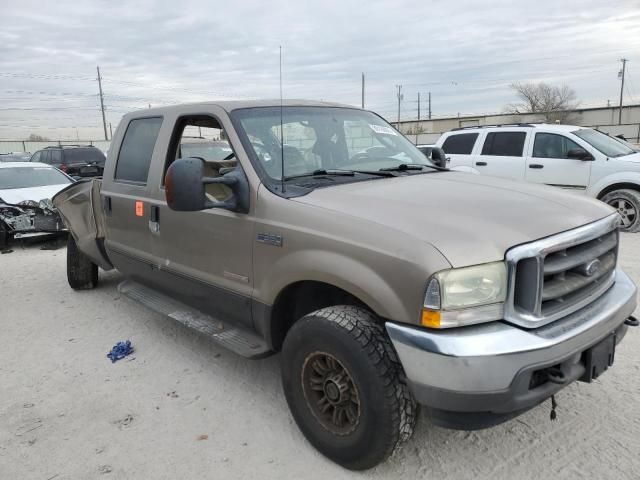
[0, 184, 70, 205]
[294, 172, 615, 267]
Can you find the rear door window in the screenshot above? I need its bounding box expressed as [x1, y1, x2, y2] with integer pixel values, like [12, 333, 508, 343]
[39, 150, 51, 164]
[481, 132, 526, 156]
[31, 151, 41, 162]
[441, 133, 479, 154]
[50, 149, 63, 164]
[115, 117, 163, 184]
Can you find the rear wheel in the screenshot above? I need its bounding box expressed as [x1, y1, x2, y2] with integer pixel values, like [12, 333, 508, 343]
[601, 189, 640, 232]
[67, 234, 98, 289]
[281, 306, 417, 470]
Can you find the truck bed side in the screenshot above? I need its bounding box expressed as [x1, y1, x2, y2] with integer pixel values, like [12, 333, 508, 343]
[52, 178, 113, 270]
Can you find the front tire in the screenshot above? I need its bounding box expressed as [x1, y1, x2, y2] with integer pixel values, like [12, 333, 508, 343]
[67, 234, 98, 289]
[601, 189, 640, 232]
[281, 306, 417, 470]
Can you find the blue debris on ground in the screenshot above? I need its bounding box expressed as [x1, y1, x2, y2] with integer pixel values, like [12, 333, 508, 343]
[107, 340, 134, 363]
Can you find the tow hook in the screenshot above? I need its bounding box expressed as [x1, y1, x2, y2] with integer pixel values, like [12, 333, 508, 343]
[625, 315, 639, 327]
[544, 366, 567, 385]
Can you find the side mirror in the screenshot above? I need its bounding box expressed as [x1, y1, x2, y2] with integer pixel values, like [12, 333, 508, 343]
[165, 157, 249, 213]
[430, 147, 449, 168]
[567, 148, 594, 161]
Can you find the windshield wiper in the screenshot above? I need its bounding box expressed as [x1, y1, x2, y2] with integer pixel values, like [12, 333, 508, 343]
[284, 169, 356, 181]
[284, 169, 401, 181]
[379, 163, 447, 172]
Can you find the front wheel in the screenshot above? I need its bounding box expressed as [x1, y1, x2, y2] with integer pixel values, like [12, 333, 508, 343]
[601, 189, 640, 233]
[281, 306, 417, 470]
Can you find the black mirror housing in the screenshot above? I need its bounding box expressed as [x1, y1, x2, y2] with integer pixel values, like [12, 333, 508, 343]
[567, 148, 594, 161]
[165, 157, 249, 213]
[430, 147, 449, 168]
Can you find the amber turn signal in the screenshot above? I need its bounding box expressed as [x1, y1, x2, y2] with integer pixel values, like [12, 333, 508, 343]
[420, 309, 441, 328]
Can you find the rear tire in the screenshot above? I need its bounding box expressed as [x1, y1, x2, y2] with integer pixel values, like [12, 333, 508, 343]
[601, 189, 640, 233]
[281, 305, 417, 470]
[67, 234, 98, 289]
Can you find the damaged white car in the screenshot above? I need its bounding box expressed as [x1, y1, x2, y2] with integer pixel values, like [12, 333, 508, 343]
[0, 162, 72, 248]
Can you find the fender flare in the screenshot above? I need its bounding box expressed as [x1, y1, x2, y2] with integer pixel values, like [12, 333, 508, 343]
[588, 172, 640, 198]
[256, 249, 413, 323]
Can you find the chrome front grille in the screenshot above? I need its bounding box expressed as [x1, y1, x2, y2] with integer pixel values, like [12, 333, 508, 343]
[505, 215, 620, 328]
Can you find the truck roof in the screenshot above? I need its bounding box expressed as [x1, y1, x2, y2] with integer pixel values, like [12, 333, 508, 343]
[124, 99, 356, 119]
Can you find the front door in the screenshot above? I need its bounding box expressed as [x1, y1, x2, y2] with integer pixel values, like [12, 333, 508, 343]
[146, 112, 255, 329]
[525, 132, 592, 191]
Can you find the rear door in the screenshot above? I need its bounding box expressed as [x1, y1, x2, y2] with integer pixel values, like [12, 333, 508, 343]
[471, 130, 529, 180]
[101, 116, 163, 283]
[440, 132, 479, 170]
[525, 132, 591, 191]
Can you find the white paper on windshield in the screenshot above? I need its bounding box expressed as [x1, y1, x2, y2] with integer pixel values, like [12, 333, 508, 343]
[369, 124, 397, 136]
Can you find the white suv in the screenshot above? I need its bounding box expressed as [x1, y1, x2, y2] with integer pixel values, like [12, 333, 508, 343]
[435, 124, 640, 232]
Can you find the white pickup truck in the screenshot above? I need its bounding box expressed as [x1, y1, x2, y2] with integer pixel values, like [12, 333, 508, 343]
[435, 124, 640, 232]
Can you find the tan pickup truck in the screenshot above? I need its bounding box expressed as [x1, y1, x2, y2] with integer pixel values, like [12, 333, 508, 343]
[53, 100, 638, 470]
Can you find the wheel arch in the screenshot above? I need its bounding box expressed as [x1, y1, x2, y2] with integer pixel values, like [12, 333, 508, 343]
[264, 280, 375, 351]
[596, 181, 640, 199]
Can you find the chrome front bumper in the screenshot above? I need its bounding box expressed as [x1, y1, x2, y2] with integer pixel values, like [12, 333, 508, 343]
[386, 269, 637, 420]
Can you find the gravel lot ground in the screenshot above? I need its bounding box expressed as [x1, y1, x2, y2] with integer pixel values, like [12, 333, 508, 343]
[1, 234, 639, 480]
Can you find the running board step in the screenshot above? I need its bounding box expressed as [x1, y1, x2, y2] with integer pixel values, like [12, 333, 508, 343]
[117, 280, 271, 359]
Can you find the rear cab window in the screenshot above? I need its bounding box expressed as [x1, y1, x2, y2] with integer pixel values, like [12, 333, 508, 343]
[481, 132, 527, 157]
[441, 133, 479, 154]
[115, 117, 163, 184]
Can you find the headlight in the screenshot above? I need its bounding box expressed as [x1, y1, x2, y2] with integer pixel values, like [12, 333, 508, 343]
[421, 262, 507, 328]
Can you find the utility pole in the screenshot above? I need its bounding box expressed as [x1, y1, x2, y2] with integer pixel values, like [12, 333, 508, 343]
[618, 58, 628, 125]
[361, 73, 365, 109]
[428, 91, 432, 119]
[417, 92, 421, 120]
[96, 66, 108, 141]
[109, 122, 113, 140]
[396, 85, 403, 127]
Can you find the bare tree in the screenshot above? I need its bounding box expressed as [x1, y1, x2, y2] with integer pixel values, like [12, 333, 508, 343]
[27, 133, 50, 141]
[506, 82, 579, 123]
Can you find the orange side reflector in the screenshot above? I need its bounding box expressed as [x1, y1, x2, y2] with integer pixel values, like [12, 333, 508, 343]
[135, 201, 144, 217]
[420, 309, 441, 328]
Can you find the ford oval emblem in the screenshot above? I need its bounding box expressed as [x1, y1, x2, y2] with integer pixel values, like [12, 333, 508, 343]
[584, 259, 601, 277]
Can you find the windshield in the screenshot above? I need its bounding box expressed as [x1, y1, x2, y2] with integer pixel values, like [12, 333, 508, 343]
[232, 106, 432, 181]
[573, 129, 635, 157]
[614, 136, 639, 152]
[0, 166, 71, 189]
[181, 141, 233, 161]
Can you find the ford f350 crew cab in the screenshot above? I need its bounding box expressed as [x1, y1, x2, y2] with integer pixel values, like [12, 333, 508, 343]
[53, 101, 638, 470]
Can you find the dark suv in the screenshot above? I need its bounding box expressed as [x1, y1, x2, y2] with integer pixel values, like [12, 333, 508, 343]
[31, 145, 106, 177]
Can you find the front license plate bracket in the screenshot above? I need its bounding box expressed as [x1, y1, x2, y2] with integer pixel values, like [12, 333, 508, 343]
[579, 334, 616, 383]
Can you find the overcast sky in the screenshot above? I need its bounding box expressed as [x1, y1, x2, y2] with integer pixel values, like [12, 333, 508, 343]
[1, 0, 640, 140]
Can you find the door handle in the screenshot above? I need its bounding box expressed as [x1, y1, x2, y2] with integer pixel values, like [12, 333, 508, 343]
[149, 205, 160, 234]
[150, 205, 159, 223]
[529, 164, 544, 169]
[475, 161, 487, 166]
[103, 196, 112, 216]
